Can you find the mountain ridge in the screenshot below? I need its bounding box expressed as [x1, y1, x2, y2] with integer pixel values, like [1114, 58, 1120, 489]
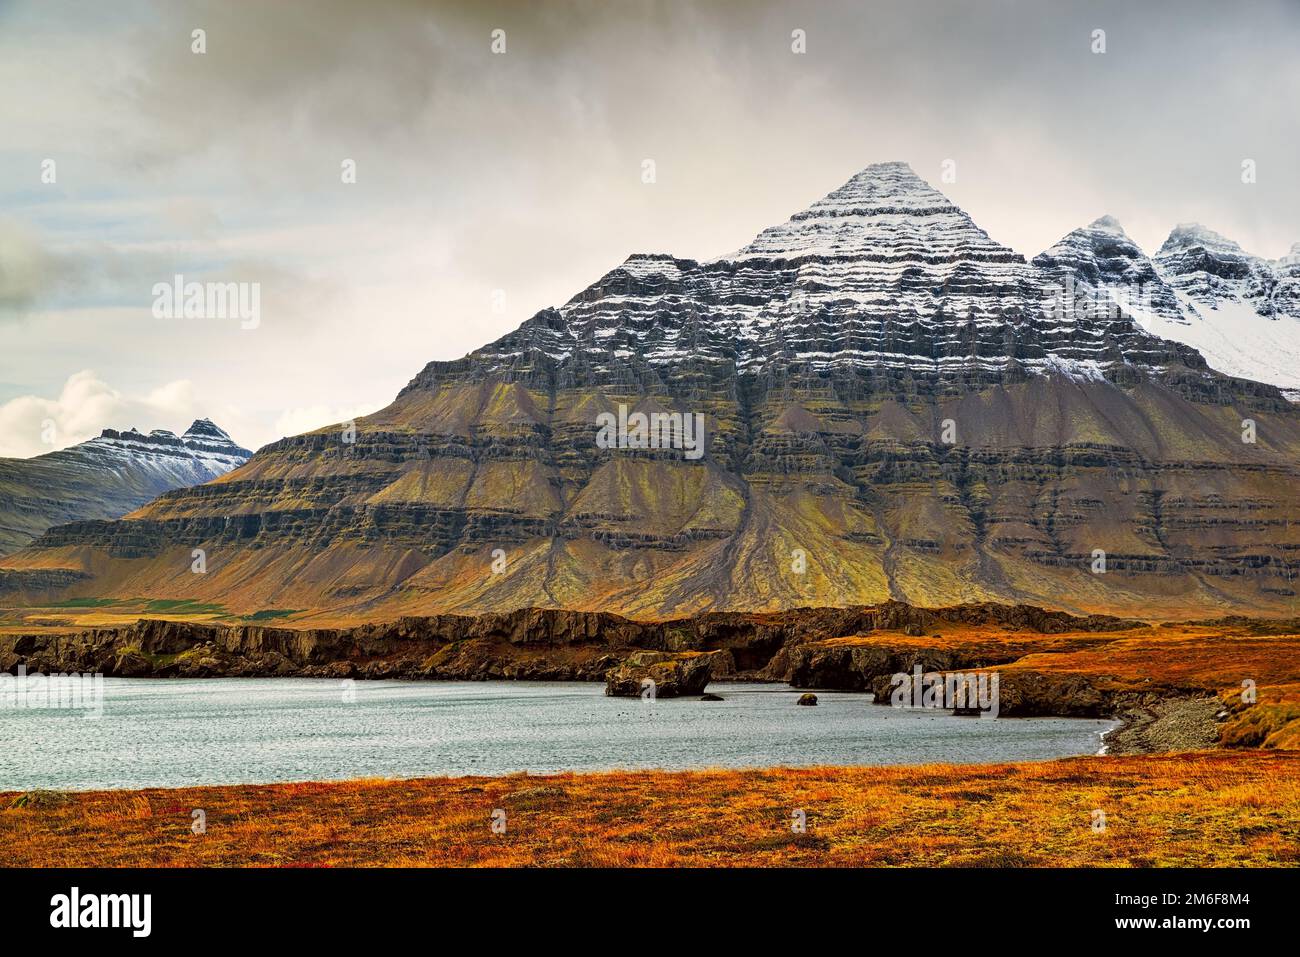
[1034, 211, 1300, 399]
[0, 418, 250, 556]
[2, 163, 1297, 622]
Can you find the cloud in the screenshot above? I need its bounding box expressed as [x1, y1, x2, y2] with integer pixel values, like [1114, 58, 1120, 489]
[89, 0, 1300, 258]
[160, 197, 221, 239]
[0, 369, 258, 457]
[0, 218, 62, 318]
[2, 0, 1298, 457]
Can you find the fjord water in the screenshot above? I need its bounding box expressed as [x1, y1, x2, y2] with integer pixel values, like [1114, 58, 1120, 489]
[1, 678, 1114, 791]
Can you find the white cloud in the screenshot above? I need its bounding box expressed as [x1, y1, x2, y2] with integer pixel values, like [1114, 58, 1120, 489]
[0, 369, 263, 458]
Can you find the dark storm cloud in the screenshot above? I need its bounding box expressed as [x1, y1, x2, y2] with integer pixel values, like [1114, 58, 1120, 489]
[107, 0, 1298, 259]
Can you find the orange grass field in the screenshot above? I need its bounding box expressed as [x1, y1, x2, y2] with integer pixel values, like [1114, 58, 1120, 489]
[2, 751, 1298, 867]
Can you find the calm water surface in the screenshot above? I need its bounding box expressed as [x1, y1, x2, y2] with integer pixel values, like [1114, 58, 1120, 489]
[0, 679, 1116, 790]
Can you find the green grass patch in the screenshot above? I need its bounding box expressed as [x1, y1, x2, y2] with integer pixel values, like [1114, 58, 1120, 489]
[44, 597, 120, 608]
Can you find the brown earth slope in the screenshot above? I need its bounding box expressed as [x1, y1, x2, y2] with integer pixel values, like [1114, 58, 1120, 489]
[2, 164, 1298, 619]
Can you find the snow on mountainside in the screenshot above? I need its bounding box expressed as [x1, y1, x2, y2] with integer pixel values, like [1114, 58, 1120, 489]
[83, 418, 250, 483]
[0, 419, 251, 555]
[1154, 223, 1279, 312]
[1277, 242, 1300, 314]
[421, 161, 1222, 398]
[727, 160, 1019, 264]
[1035, 217, 1300, 401]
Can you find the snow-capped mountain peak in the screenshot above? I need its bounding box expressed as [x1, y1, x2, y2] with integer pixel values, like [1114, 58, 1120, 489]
[401, 162, 1300, 411]
[1156, 222, 1246, 257]
[1153, 222, 1278, 312]
[1031, 215, 1186, 326]
[421, 161, 1231, 403]
[183, 417, 234, 443]
[1036, 216, 1300, 401]
[1087, 214, 1128, 236]
[0, 419, 252, 555]
[87, 420, 250, 474]
[725, 161, 1018, 264]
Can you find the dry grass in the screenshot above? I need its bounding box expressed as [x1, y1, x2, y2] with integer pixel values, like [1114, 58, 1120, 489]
[2, 752, 1297, 867]
[825, 623, 1300, 749]
[829, 623, 1300, 695]
[997, 628, 1300, 693]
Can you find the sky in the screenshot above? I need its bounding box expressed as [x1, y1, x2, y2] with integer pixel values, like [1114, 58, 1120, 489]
[1, 0, 1297, 456]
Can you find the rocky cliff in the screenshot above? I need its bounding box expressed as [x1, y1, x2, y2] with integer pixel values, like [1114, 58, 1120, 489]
[0, 599, 1129, 685]
[4, 600, 1240, 728]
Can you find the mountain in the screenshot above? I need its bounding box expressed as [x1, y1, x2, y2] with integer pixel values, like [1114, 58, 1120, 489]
[1033, 218, 1300, 400]
[0, 419, 250, 556]
[2, 163, 1298, 621]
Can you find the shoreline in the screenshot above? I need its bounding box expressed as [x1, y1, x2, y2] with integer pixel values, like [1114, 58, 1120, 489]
[1099, 697, 1223, 755]
[5, 601, 1295, 761]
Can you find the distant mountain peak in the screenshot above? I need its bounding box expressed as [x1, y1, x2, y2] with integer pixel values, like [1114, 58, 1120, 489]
[1087, 214, 1128, 237]
[1037, 216, 1141, 261]
[1034, 216, 1300, 393]
[0, 417, 252, 556]
[90, 418, 244, 454]
[1157, 222, 1245, 257]
[183, 418, 234, 442]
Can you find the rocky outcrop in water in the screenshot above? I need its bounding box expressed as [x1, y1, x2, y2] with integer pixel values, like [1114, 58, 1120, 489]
[604, 651, 716, 697]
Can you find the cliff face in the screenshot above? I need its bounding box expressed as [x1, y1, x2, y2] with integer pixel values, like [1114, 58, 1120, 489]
[2, 164, 1298, 620]
[5, 600, 1245, 725]
[0, 600, 1132, 688]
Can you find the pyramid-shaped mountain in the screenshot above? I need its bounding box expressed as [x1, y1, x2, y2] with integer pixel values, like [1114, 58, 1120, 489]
[3, 164, 1298, 621]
